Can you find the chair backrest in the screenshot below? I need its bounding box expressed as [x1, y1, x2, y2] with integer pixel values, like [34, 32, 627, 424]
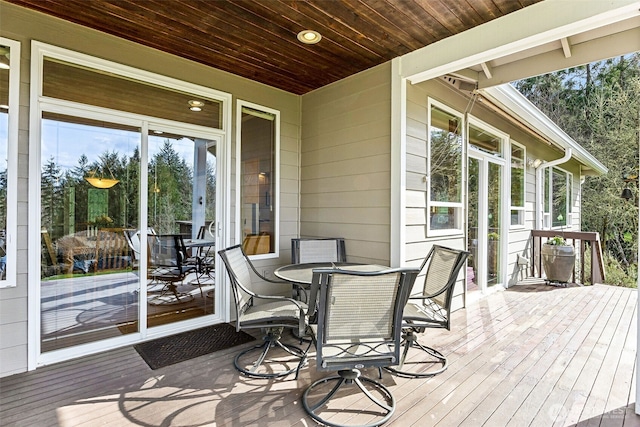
[218, 245, 259, 322]
[148, 234, 182, 268]
[291, 237, 347, 264]
[414, 245, 470, 329]
[313, 267, 419, 372]
[123, 228, 156, 264]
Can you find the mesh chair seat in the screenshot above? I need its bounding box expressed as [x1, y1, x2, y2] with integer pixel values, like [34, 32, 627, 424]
[240, 300, 308, 325]
[219, 244, 310, 379]
[302, 267, 419, 427]
[402, 298, 447, 326]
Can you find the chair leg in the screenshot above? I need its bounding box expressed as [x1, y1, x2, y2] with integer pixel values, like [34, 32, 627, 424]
[234, 327, 307, 379]
[302, 368, 395, 427]
[385, 329, 448, 378]
[148, 282, 194, 305]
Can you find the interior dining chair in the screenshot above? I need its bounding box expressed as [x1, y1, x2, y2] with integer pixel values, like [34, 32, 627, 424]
[291, 237, 346, 264]
[385, 245, 469, 378]
[218, 244, 310, 378]
[302, 266, 419, 427]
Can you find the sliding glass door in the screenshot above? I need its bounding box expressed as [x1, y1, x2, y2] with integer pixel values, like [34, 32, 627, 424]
[39, 114, 221, 352]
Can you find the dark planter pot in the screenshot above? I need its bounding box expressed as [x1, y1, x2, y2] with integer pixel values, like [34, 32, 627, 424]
[541, 244, 576, 283]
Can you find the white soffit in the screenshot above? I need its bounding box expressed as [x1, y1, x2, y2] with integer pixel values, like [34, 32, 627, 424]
[401, 0, 640, 86]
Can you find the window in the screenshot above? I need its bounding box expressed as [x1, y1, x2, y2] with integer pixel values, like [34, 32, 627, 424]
[0, 38, 19, 288]
[510, 142, 525, 226]
[42, 57, 223, 129]
[544, 166, 572, 229]
[237, 101, 279, 256]
[427, 100, 463, 234]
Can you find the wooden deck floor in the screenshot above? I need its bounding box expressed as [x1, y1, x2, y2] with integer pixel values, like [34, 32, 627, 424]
[1, 282, 639, 426]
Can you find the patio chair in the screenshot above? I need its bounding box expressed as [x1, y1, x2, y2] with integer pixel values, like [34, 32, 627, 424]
[147, 234, 197, 305]
[386, 245, 469, 378]
[193, 225, 215, 280]
[123, 227, 156, 270]
[291, 237, 346, 264]
[218, 244, 310, 378]
[302, 266, 419, 427]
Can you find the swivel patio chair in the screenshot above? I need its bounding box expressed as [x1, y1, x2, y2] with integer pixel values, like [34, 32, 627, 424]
[302, 266, 419, 427]
[146, 234, 197, 305]
[218, 244, 309, 378]
[386, 245, 469, 378]
[291, 237, 347, 264]
[291, 237, 347, 303]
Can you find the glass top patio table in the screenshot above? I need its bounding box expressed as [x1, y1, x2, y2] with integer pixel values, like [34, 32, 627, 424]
[274, 262, 388, 285]
[183, 238, 215, 249]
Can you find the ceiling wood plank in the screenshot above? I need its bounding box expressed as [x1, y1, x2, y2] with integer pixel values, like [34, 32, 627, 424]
[4, 0, 544, 94]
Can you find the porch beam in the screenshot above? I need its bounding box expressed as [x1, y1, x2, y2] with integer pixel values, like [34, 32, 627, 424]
[560, 37, 572, 58]
[477, 25, 640, 88]
[400, 0, 640, 84]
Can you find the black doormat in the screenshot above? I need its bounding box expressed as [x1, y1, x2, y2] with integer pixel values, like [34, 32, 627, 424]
[134, 323, 255, 370]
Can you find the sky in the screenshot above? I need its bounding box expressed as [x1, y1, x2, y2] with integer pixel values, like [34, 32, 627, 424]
[41, 118, 199, 173]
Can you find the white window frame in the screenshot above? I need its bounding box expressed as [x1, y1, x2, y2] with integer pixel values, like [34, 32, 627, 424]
[426, 98, 464, 237]
[235, 100, 280, 259]
[0, 38, 19, 289]
[28, 41, 233, 369]
[509, 140, 526, 229]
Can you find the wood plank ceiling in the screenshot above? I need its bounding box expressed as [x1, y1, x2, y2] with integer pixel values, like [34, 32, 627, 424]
[4, 0, 543, 94]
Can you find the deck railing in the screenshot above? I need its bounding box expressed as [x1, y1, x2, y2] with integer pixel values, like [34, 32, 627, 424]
[529, 230, 605, 285]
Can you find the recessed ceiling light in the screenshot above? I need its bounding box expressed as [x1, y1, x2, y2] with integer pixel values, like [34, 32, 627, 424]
[297, 30, 322, 44]
[188, 100, 204, 112]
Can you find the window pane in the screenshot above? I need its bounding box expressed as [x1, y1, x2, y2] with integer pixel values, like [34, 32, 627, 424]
[429, 105, 462, 203]
[511, 146, 525, 208]
[544, 168, 550, 213]
[568, 174, 573, 214]
[43, 57, 222, 129]
[0, 44, 8, 281]
[40, 113, 141, 351]
[511, 209, 524, 225]
[240, 106, 276, 255]
[510, 144, 525, 226]
[552, 168, 567, 227]
[469, 123, 502, 156]
[147, 130, 216, 316]
[430, 206, 460, 230]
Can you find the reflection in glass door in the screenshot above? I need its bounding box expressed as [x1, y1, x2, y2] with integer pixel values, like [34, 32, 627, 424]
[145, 130, 216, 328]
[39, 115, 218, 352]
[467, 153, 503, 293]
[40, 114, 142, 351]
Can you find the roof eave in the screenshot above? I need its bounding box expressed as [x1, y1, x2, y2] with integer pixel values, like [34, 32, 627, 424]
[478, 84, 608, 176]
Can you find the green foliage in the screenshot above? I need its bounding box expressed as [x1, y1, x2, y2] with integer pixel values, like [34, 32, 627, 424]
[516, 53, 640, 287]
[604, 253, 637, 288]
[41, 138, 215, 240]
[545, 236, 567, 246]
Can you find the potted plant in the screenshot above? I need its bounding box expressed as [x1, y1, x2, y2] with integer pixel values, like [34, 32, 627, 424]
[541, 236, 576, 283]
